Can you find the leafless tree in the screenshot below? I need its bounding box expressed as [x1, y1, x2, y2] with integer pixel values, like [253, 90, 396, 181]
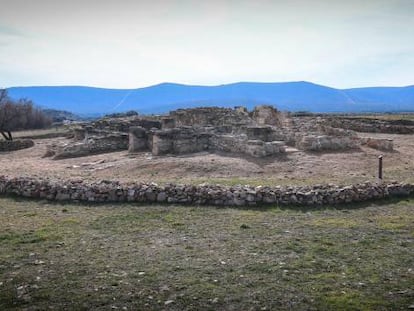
[0, 89, 51, 140]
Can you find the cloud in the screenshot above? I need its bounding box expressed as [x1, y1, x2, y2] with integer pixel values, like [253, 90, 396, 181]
[0, 24, 27, 38]
[0, 0, 413, 88]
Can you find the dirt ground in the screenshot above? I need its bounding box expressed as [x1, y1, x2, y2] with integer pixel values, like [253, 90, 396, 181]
[1, 132, 413, 185]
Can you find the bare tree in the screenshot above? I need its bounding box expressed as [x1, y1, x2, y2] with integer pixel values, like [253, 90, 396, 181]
[0, 89, 51, 140]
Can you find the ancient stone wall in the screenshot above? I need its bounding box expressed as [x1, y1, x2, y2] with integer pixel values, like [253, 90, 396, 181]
[0, 139, 34, 152]
[0, 175, 412, 207]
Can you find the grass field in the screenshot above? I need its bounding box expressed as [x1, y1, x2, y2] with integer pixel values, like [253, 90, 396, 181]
[0, 197, 413, 310]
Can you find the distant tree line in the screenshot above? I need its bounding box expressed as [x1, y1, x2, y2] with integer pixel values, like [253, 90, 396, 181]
[104, 110, 139, 119]
[0, 89, 52, 140]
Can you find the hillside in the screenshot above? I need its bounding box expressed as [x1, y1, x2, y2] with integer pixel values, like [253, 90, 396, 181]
[7, 81, 414, 115]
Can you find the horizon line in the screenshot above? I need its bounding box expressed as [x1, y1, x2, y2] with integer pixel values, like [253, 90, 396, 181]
[4, 80, 414, 90]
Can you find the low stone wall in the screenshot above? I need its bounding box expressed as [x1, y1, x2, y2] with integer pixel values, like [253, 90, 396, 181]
[0, 176, 412, 206]
[51, 133, 128, 159]
[0, 139, 34, 152]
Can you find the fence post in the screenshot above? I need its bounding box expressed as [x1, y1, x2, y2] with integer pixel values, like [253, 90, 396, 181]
[378, 155, 383, 180]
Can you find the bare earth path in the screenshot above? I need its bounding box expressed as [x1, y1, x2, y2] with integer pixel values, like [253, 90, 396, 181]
[1, 133, 413, 185]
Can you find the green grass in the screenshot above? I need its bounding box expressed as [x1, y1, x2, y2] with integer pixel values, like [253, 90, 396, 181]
[0, 197, 413, 310]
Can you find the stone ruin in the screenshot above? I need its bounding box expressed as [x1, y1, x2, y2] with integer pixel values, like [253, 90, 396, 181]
[45, 105, 397, 159]
[128, 106, 287, 158]
[45, 117, 161, 159]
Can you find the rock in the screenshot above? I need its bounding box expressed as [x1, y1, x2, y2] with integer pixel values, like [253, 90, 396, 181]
[157, 192, 167, 202]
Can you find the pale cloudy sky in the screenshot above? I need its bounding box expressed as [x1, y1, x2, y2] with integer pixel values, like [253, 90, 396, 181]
[0, 0, 413, 88]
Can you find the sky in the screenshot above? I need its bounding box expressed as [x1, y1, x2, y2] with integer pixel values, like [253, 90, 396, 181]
[0, 0, 413, 89]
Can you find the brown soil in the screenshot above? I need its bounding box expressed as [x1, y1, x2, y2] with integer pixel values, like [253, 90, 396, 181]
[2, 133, 413, 185]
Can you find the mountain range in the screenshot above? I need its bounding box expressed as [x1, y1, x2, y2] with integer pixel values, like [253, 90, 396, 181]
[7, 81, 414, 116]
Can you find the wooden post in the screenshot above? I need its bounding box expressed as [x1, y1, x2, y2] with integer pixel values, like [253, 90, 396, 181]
[378, 155, 383, 180]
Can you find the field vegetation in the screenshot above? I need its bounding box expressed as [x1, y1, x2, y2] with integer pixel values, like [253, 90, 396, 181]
[0, 197, 413, 310]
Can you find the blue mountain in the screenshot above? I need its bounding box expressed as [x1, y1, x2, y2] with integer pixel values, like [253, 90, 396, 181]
[7, 81, 414, 116]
